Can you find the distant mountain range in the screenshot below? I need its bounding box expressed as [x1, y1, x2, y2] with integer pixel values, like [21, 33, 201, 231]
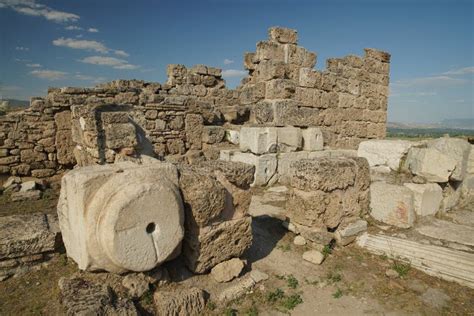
[388, 119, 474, 131]
[1, 98, 29, 110]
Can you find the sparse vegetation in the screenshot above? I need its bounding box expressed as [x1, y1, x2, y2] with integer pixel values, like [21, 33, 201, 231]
[266, 288, 285, 303]
[327, 271, 342, 284]
[322, 244, 333, 257]
[224, 307, 238, 316]
[245, 305, 259, 316]
[281, 294, 303, 310]
[392, 261, 410, 277]
[332, 288, 343, 299]
[287, 275, 299, 289]
[277, 243, 291, 252]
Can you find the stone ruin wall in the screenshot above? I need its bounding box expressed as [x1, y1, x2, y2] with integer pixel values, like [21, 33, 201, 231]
[0, 27, 390, 178]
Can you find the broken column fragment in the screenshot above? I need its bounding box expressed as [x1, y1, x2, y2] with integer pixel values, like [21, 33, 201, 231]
[57, 161, 184, 273]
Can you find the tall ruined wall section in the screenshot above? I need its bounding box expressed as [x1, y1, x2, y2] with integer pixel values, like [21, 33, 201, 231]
[240, 27, 390, 149]
[0, 27, 390, 177]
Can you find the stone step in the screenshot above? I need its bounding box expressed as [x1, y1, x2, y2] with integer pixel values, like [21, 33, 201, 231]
[357, 233, 474, 289]
[416, 218, 474, 247]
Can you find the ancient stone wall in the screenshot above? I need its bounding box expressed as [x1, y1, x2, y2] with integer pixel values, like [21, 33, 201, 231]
[0, 27, 390, 177]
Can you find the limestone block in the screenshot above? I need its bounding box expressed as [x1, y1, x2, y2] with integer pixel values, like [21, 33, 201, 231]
[202, 126, 225, 144]
[104, 122, 137, 149]
[211, 258, 245, 282]
[220, 150, 277, 186]
[302, 250, 325, 265]
[57, 161, 184, 273]
[0, 214, 59, 260]
[428, 137, 471, 181]
[240, 127, 278, 155]
[364, 48, 391, 63]
[299, 68, 322, 88]
[270, 100, 320, 127]
[185, 114, 204, 150]
[370, 182, 415, 228]
[404, 183, 443, 217]
[255, 60, 286, 81]
[59, 277, 137, 315]
[268, 27, 298, 44]
[277, 152, 309, 185]
[277, 126, 302, 152]
[358, 140, 414, 171]
[225, 130, 239, 145]
[337, 220, 368, 237]
[183, 217, 252, 273]
[440, 182, 462, 212]
[256, 41, 285, 63]
[265, 79, 296, 99]
[302, 127, 323, 151]
[405, 147, 457, 183]
[195, 160, 255, 189]
[290, 158, 356, 191]
[154, 287, 206, 316]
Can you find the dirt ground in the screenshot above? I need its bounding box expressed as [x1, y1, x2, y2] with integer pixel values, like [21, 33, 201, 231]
[1, 187, 474, 315]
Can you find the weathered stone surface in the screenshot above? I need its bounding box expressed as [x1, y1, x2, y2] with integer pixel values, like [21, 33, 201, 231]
[268, 26, 298, 44]
[276, 126, 302, 152]
[405, 147, 456, 183]
[440, 181, 462, 212]
[0, 213, 58, 259]
[218, 270, 269, 303]
[220, 150, 277, 186]
[104, 122, 137, 149]
[19, 180, 36, 192]
[239, 127, 277, 154]
[293, 235, 307, 246]
[11, 189, 41, 201]
[59, 277, 137, 316]
[57, 161, 184, 273]
[337, 219, 368, 237]
[202, 126, 225, 144]
[302, 250, 325, 265]
[358, 139, 414, 170]
[428, 137, 471, 181]
[185, 114, 204, 150]
[210, 258, 245, 282]
[122, 273, 150, 298]
[183, 217, 252, 273]
[196, 160, 255, 189]
[404, 183, 443, 217]
[302, 127, 323, 151]
[154, 287, 206, 316]
[179, 166, 227, 227]
[225, 130, 239, 145]
[290, 158, 356, 191]
[370, 182, 415, 228]
[277, 151, 309, 184]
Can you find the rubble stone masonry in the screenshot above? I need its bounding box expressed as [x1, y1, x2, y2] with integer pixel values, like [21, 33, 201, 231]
[0, 27, 390, 177]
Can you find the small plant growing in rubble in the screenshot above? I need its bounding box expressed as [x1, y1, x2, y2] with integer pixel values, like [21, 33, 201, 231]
[245, 305, 259, 316]
[224, 307, 238, 316]
[392, 261, 410, 277]
[327, 271, 342, 283]
[281, 294, 303, 310]
[332, 288, 343, 299]
[287, 275, 299, 289]
[266, 288, 285, 303]
[322, 245, 333, 257]
[277, 243, 291, 252]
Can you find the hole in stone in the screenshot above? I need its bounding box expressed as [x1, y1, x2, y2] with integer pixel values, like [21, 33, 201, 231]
[146, 222, 156, 234]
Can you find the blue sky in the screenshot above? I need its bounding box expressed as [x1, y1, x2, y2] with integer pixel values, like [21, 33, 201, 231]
[0, 0, 472, 123]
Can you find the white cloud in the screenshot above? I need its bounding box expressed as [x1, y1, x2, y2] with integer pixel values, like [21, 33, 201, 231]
[443, 66, 474, 76]
[15, 46, 29, 51]
[221, 69, 247, 78]
[65, 25, 82, 31]
[88, 27, 99, 33]
[30, 69, 67, 80]
[76, 34, 83, 38]
[114, 50, 129, 57]
[75, 74, 106, 83]
[393, 76, 466, 87]
[26, 63, 41, 67]
[53, 37, 108, 53]
[0, 0, 80, 23]
[80, 56, 138, 70]
[223, 58, 234, 65]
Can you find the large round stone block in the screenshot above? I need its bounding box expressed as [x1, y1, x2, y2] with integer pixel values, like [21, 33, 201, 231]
[58, 161, 184, 273]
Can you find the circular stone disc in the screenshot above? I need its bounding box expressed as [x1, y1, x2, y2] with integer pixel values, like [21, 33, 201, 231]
[98, 179, 184, 272]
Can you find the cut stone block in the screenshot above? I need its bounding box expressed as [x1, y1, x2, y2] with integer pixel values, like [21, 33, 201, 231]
[57, 161, 184, 273]
[302, 127, 323, 151]
[239, 127, 277, 154]
[416, 218, 474, 247]
[357, 233, 474, 289]
[302, 250, 325, 265]
[405, 147, 456, 183]
[357, 139, 414, 170]
[276, 126, 302, 152]
[225, 130, 239, 145]
[428, 137, 471, 181]
[183, 217, 252, 273]
[277, 152, 309, 185]
[0, 214, 59, 260]
[268, 27, 298, 44]
[403, 183, 443, 217]
[154, 287, 206, 316]
[220, 150, 277, 186]
[337, 220, 368, 238]
[369, 182, 415, 228]
[440, 182, 462, 212]
[211, 258, 245, 282]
